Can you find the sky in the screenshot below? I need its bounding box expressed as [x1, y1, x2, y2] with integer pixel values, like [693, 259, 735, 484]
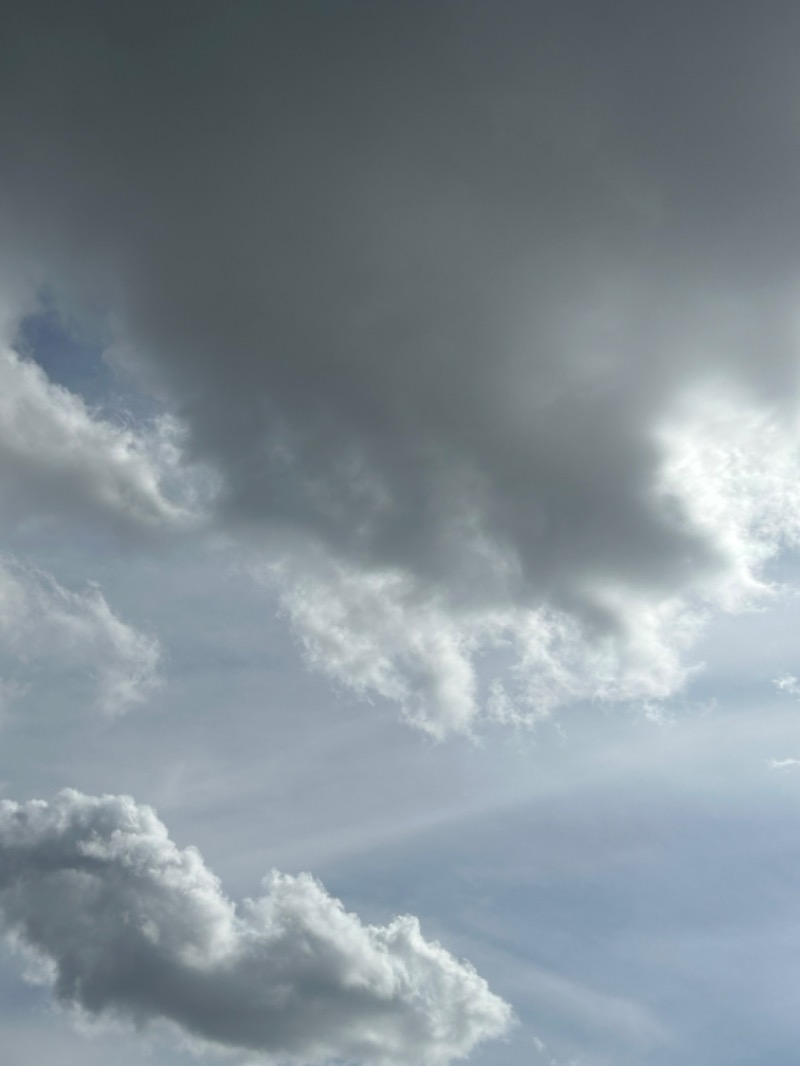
[2, 2, 800, 1063]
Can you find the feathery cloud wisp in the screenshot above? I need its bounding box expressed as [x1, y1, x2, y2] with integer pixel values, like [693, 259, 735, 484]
[0, 558, 160, 716]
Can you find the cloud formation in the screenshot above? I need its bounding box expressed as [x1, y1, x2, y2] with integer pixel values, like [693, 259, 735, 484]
[0, 790, 511, 1065]
[774, 675, 800, 699]
[3, 4, 800, 729]
[0, 558, 160, 716]
[0, 345, 191, 535]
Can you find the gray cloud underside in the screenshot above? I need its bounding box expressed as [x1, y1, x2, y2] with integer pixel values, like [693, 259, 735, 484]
[2, 2, 800, 728]
[0, 790, 511, 1065]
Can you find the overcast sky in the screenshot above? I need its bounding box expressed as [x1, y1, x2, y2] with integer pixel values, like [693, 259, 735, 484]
[2, 2, 800, 1064]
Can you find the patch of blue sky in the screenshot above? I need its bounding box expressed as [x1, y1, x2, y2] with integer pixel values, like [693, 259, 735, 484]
[313, 727, 800, 1065]
[13, 290, 157, 423]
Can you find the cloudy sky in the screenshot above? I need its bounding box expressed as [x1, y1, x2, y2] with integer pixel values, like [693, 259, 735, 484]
[2, 2, 800, 1063]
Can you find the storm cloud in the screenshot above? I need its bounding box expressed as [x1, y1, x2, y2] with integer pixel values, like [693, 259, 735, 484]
[0, 790, 511, 1064]
[2, 2, 800, 731]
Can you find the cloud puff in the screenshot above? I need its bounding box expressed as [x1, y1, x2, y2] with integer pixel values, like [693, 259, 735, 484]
[0, 345, 192, 535]
[774, 675, 800, 699]
[0, 790, 512, 1065]
[275, 554, 701, 738]
[4, 4, 800, 729]
[0, 558, 160, 716]
[767, 758, 800, 772]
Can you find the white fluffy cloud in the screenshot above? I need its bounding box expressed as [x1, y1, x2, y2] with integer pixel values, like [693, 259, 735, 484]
[0, 345, 193, 534]
[0, 558, 160, 716]
[0, 790, 512, 1065]
[775, 674, 800, 699]
[276, 557, 702, 739]
[767, 758, 800, 771]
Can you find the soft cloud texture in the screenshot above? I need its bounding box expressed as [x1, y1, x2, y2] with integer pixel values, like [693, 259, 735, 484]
[2, 6, 800, 1065]
[0, 558, 160, 716]
[0, 790, 511, 1065]
[767, 758, 800, 771]
[2, 3, 800, 733]
[774, 674, 800, 699]
[0, 345, 192, 535]
[275, 555, 701, 738]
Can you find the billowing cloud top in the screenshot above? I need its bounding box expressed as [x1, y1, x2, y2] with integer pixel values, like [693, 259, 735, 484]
[2, 3, 800, 734]
[0, 790, 512, 1065]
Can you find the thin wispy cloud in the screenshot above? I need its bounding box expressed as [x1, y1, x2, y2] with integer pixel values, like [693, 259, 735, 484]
[767, 758, 800, 772]
[774, 674, 800, 699]
[0, 557, 160, 717]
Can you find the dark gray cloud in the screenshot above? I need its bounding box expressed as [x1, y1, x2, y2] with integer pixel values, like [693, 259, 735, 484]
[0, 790, 511, 1064]
[2, 2, 800, 729]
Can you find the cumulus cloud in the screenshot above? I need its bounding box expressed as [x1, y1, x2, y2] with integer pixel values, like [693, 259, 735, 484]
[274, 554, 702, 738]
[0, 790, 512, 1065]
[0, 345, 193, 535]
[3, 3, 800, 730]
[0, 558, 160, 715]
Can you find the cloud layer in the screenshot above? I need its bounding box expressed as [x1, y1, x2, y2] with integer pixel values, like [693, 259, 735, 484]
[3, 4, 800, 730]
[0, 790, 511, 1065]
